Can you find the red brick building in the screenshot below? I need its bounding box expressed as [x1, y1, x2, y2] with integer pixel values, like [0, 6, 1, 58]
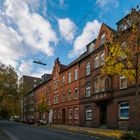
[25, 10, 140, 129]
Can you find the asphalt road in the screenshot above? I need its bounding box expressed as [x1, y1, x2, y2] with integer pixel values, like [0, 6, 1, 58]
[0, 121, 107, 140]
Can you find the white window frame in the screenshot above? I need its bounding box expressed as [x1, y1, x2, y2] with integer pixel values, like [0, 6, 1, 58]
[68, 72, 71, 83]
[75, 108, 79, 119]
[56, 94, 59, 103]
[100, 52, 105, 66]
[74, 69, 78, 80]
[86, 83, 91, 97]
[62, 93, 65, 102]
[68, 90, 71, 101]
[62, 75, 65, 83]
[119, 102, 129, 120]
[100, 78, 105, 92]
[74, 88, 78, 99]
[54, 95, 57, 104]
[54, 111, 57, 119]
[94, 78, 99, 93]
[101, 33, 105, 45]
[120, 75, 127, 89]
[120, 42, 127, 59]
[58, 110, 61, 119]
[69, 109, 72, 120]
[86, 109, 92, 120]
[86, 62, 90, 76]
[94, 56, 99, 68]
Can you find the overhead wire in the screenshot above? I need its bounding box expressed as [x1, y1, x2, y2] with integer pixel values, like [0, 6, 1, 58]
[36, 0, 104, 64]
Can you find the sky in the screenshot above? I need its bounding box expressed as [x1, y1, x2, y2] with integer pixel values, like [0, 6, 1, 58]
[0, 0, 139, 78]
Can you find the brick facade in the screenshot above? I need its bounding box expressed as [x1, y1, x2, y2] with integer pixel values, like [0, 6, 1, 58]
[24, 10, 140, 130]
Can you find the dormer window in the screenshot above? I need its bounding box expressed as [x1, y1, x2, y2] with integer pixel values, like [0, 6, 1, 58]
[119, 24, 127, 31]
[100, 33, 105, 46]
[88, 43, 95, 53]
[119, 19, 132, 32]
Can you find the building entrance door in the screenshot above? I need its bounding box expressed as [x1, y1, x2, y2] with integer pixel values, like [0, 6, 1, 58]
[100, 104, 107, 125]
[62, 109, 65, 123]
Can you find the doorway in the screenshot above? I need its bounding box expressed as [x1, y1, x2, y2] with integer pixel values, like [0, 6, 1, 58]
[62, 109, 65, 123]
[100, 104, 107, 125]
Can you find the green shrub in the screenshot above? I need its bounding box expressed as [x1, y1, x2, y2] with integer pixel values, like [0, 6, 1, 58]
[121, 131, 140, 140]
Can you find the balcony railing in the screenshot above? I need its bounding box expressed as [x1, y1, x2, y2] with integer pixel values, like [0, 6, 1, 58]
[92, 91, 112, 102]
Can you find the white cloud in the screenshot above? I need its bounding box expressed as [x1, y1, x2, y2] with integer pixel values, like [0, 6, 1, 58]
[18, 60, 33, 76]
[59, 0, 64, 6]
[3, 0, 58, 56]
[0, 23, 24, 66]
[96, 0, 119, 8]
[18, 59, 52, 78]
[0, 0, 58, 76]
[69, 20, 101, 58]
[58, 18, 75, 42]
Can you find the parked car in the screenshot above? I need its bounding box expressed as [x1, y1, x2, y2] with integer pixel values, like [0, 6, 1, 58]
[9, 116, 14, 121]
[39, 119, 47, 125]
[26, 119, 35, 124]
[14, 115, 20, 122]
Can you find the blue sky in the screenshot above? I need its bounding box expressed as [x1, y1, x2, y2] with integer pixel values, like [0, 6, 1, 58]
[0, 0, 139, 77]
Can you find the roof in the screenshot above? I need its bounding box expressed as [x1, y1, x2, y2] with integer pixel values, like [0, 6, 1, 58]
[116, 9, 140, 25]
[102, 23, 116, 33]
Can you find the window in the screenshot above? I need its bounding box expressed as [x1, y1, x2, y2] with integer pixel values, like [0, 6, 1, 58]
[54, 95, 57, 104]
[86, 109, 92, 120]
[74, 69, 78, 80]
[75, 108, 79, 119]
[100, 52, 105, 66]
[119, 24, 127, 31]
[68, 72, 71, 83]
[68, 90, 71, 101]
[69, 109, 72, 119]
[94, 78, 99, 93]
[120, 76, 127, 89]
[54, 111, 57, 119]
[100, 78, 105, 92]
[86, 83, 91, 97]
[56, 94, 59, 103]
[54, 95, 59, 104]
[74, 88, 78, 99]
[62, 93, 65, 102]
[62, 75, 65, 83]
[120, 42, 127, 59]
[94, 56, 99, 68]
[86, 62, 90, 76]
[101, 33, 105, 45]
[58, 110, 61, 119]
[88, 43, 95, 53]
[119, 102, 129, 119]
[43, 112, 46, 119]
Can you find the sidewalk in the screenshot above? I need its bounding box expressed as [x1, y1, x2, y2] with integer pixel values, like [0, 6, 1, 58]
[0, 128, 10, 140]
[38, 124, 123, 139]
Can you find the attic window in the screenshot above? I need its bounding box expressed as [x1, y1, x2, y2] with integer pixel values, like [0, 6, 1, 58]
[88, 43, 95, 53]
[119, 19, 132, 31]
[119, 24, 127, 31]
[100, 33, 105, 46]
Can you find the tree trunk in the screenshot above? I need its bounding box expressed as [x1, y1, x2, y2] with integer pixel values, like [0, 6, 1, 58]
[134, 73, 139, 130]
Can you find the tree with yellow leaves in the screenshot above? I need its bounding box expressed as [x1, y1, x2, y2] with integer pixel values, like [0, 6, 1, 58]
[102, 8, 140, 129]
[36, 94, 49, 120]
